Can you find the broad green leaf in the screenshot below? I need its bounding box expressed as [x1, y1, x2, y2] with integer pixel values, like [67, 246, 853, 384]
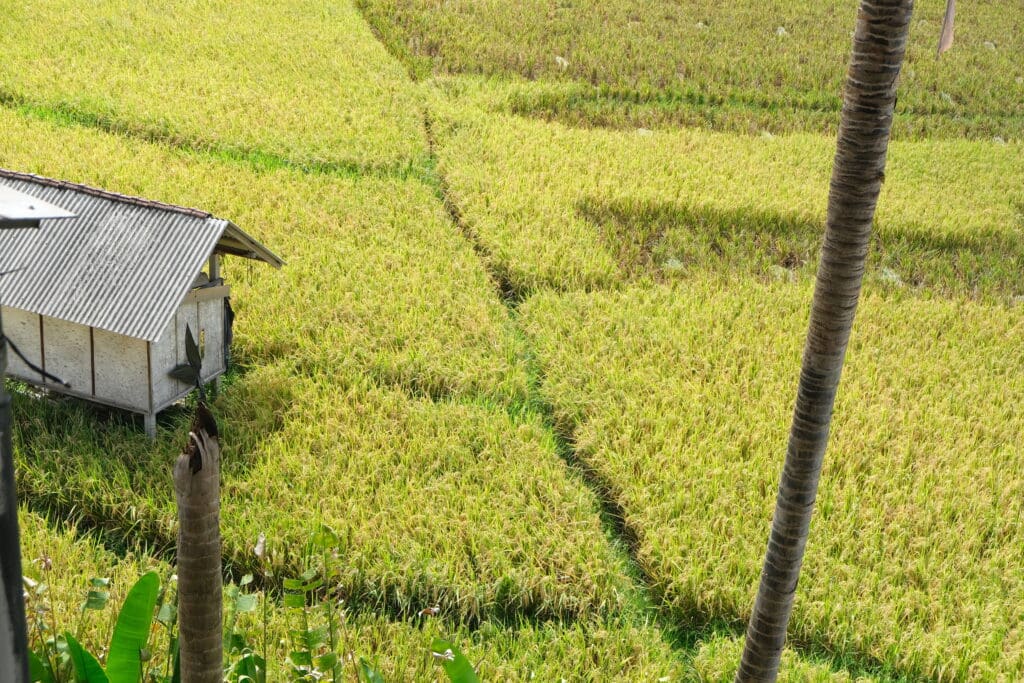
[65, 633, 110, 683]
[310, 525, 339, 550]
[357, 658, 385, 683]
[283, 592, 305, 608]
[106, 571, 160, 683]
[232, 651, 266, 683]
[171, 645, 180, 683]
[431, 638, 479, 683]
[289, 650, 313, 667]
[314, 652, 338, 670]
[28, 649, 55, 683]
[156, 601, 175, 626]
[235, 593, 258, 613]
[84, 589, 110, 611]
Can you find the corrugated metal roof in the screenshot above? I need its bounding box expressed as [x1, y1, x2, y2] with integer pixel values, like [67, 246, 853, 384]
[0, 184, 76, 228]
[0, 169, 282, 342]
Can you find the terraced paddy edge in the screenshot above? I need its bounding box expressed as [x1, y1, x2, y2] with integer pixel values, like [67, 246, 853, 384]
[0, 0, 427, 169]
[0, 107, 525, 403]
[431, 105, 1024, 299]
[357, 0, 1023, 138]
[520, 278, 1024, 680]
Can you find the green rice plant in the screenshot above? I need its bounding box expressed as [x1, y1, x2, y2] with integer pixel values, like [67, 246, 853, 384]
[431, 104, 1024, 299]
[0, 0, 427, 169]
[520, 277, 1024, 679]
[358, 0, 1023, 138]
[0, 108, 525, 403]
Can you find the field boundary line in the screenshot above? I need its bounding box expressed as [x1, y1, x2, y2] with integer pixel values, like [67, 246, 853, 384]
[0, 93, 433, 184]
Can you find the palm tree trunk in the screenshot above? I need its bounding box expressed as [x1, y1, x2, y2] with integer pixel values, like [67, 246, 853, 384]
[0, 307, 30, 683]
[174, 404, 223, 683]
[736, 2, 914, 680]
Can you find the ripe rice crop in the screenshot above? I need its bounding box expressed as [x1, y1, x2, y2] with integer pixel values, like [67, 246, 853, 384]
[359, 0, 1023, 138]
[20, 511, 858, 681]
[521, 277, 1024, 679]
[433, 105, 1024, 299]
[0, 108, 634, 623]
[0, 0, 428, 169]
[15, 368, 634, 622]
[0, 108, 524, 402]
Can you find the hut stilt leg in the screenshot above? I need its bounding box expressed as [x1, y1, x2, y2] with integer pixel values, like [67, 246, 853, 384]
[144, 412, 157, 439]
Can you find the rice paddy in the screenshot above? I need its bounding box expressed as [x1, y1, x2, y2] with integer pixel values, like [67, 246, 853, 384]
[0, 0, 427, 170]
[521, 280, 1024, 679]
[6, 0, 1022, 679]
[357, 0, 1024, 139]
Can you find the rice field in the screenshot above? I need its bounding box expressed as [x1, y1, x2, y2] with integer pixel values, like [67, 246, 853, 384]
[521, 279, 1024, 679]
[6, 0, 1022, 679]
[430, 101, 1023, 299]
[22, 511, 855, 681]
[0, 0, 427, 170]
[357, 0, 1024, 138]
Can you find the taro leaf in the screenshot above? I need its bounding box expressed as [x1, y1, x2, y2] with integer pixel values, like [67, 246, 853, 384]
[28, 649, 55, 683]
[431, 638, 479, 683]
[106, 571, 160, 683]
[65, 633, 110, 683]
[357, 658, 386, 683]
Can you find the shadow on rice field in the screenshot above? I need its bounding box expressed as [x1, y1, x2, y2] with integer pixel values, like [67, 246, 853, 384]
[578, 196, 1024, 297]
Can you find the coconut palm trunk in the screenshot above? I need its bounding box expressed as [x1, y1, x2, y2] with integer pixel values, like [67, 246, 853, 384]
[736, 2, 914, 680]
[174, 403, 223, 683]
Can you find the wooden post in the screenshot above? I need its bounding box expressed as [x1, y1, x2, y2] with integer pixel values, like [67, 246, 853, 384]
[0, 306, 30, 683]
[208, 252, 220, 283]
[143, 412, 157, 439]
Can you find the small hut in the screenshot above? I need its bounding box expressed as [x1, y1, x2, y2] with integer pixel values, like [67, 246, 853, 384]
[0, 169, 283, 436]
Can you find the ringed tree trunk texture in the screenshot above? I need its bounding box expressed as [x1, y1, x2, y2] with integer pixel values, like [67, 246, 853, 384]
[736, 2, 914, 681]
[174, 403, 223, 683]
[0, 307, 30, 683]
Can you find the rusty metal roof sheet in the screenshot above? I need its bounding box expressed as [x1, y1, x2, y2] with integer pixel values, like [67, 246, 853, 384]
[0, 168, 283, 342]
